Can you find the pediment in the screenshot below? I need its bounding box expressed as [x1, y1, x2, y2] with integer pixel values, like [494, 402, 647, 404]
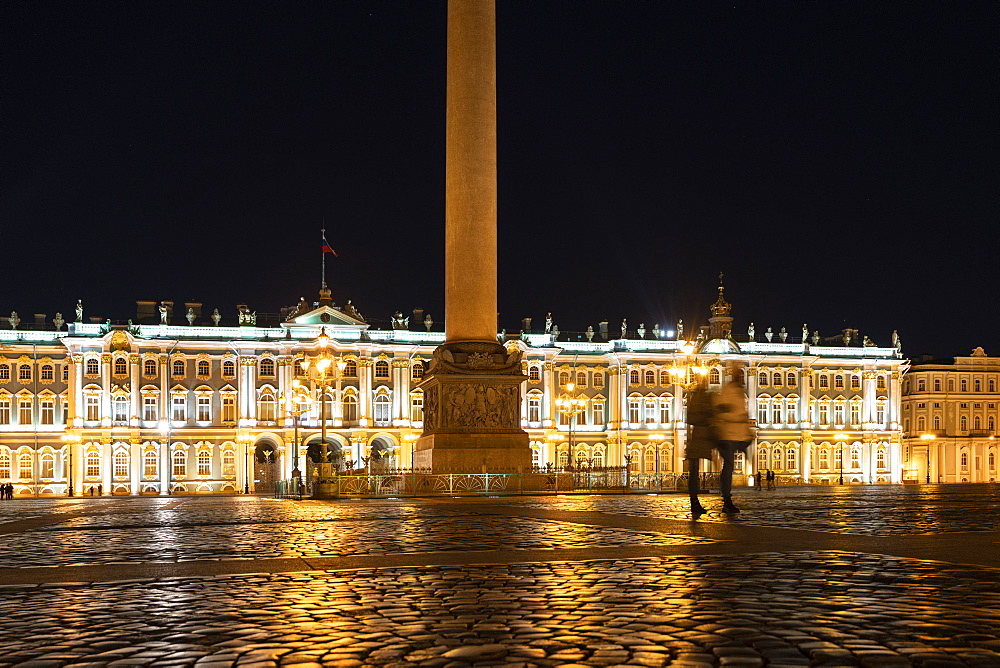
[283, 305, 367, 328]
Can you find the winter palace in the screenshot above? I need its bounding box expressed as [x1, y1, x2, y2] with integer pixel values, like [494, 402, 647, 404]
[0, 286, 918, 496]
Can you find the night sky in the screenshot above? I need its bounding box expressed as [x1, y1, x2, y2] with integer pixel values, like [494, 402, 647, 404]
[3, 2, 996, 358]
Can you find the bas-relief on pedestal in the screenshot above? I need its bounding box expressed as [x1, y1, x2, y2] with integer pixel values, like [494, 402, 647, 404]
[413, 340, 531, 471]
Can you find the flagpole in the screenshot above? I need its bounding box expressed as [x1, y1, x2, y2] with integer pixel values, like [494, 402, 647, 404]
[321, 227, 327, 289]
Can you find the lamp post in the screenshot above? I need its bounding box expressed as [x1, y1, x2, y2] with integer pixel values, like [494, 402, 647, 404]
[61, 433, 80, 497]
[669, 341, 712, 491]
[238, 433, 253, 494]
[283, 380, 312, 494]
[921, 433, 935, 484]
[160, 420, 171, 494]
[835, 433, 849, 485]
[301, 329, 344, 493]
[554, 382, 587, 467]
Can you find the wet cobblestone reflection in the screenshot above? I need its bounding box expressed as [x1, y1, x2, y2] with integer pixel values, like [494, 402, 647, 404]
[1, 552, 999, 666]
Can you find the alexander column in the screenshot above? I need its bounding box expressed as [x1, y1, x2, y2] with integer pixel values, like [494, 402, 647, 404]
[413, 0, 531, 471]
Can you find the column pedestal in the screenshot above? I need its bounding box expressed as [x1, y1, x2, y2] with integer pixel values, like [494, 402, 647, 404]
[414, 341, 530, 472]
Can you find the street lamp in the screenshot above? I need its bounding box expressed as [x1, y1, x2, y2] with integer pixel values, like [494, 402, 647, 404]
[238, 433, 254, 494]
[835, 433, 849, 485]
[554, 382, 587, 467]
[283, 380, 312, 494]
[921, 433, 935, 484]
[159, 420, 171, 494]
[300, 328, 344, 491]
[61, 433, 80, 496]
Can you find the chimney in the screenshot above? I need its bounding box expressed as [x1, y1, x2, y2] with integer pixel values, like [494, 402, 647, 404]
[521, 317, 532, 334]
[412, 307, 424, 331]
[136, 301, 156, 324]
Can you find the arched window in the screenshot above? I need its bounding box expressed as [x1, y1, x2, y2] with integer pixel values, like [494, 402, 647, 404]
[644, 448, 656, 472]
[114, 450, 128, 477]
[528, 365, 541, 382]
[86, 358, 99, 376]
[114, 357, 128, 376]
[344, 360, 358, 377]
[818, 374, 830, 391]
[374, 393, 391, 424]
[787, 371, 796, 386]
[0, 364, 8, 381]
[834, 374, 845, 390]
[757, 447, 769, 471]
[629, 369, 640, 385]
[627, 396, 641, 423]
[558, 450, 569, 468]
[917, 416, 926, 431]
[144, 359, 158, 376]
[960, 450, 969, 469]
[86, 451, 100, 477]
[172, 359, 185, 377]
[343, 393, 358, 422]
[975, 379, 982, 392]
[172, 450, 186, 477]
[576, 371, 588, 387]
[592, 449, 605, 468]
[628, 450, 640, 472]
[876, 448, 886, 469]
[960, 415, 968, 431]
[660, 370, 670, 386]
[851, 375, 861, 390]
[974, 416, 982, 430]
[644, 398, 657, 423]
[933, 415, 941, 430]
[258, 358, 274, 377]
[18, 453, 32, 479]
[527, 393, 541, 423]
[990, 450, 996, 470]
[990, 379, 996, 392]
[40, 364, 54, 381]
[40, 453, 54, 478]
[877, 376, 887, 391]
[709, 369, 721, 384]
[113, 396, 129, 423]
[559, 371, 571, 387]
[198, 360, 211, 377]
[197, 450, 211, 476]
[819, 448, 830, 469]
[850, 447, 861, 469]
[257, 391, 276, 422]
[374, 360, 390, 378]
[144, 451, 158, 477]
[0, 452, 10, 478]
[411, 362, 424, 380]
[644, 370, 656, 386]
[758, 371, 768, 386]
[222, 360, 236, 378]
[933, 378, 942, 391]
[222, 450, 236, 477]
[757, 397, 769, 425]
[786, 448, 796, 471]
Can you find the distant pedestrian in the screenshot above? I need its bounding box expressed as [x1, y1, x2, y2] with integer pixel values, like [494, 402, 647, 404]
[2, 483, 9, 500]
[685, 376, 715, 517]
[754, 471, 763, 491]
[766, 469, 775, 490]
[97, 483, 103, 496]
[89, 486, 94, 497]
[712, 364, 753, 514]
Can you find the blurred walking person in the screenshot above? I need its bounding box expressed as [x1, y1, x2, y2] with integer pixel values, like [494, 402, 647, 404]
[685, 376, 715, 517]
[713, 365, 753, 513]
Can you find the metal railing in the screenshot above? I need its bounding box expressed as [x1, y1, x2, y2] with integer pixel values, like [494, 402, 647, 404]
[274, 468, 722, 499]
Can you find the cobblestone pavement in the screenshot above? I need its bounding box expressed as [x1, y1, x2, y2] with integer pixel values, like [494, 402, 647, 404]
[0, 486, 999, 666]
[514, 485, 1000, 535]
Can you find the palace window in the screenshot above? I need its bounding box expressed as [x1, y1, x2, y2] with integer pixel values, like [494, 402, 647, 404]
[592, 373, 604, 389]
[40, 399, 54, 425]
[144, 451, 158, 477]
[628, 398, 640, 424]
[757, 401, 769, 425]
[527, 394, 541, 423]
[86, 395, 100, 421]
[960, 415, 968, 431]
[114, 451, 128, 478]
[527, 365, 540, 382]
[786, 448, 797, 471]
[40, 453, 53, 478]
[143, 396, 158, 422]
[877, 376, 886, 391]
[222, 395, 236, 423]
[787, 371, 797, 386]
[933, 415, 941, 430]
[990, 451, 996, 470]
[961, 379, 968, 391]
[19, 398, 32, 425]
[343, 394, 358, 422]
[644, 370, 655, 386]
[144, 359, 157, 376]
[834, 375, 845, 391]
[659, 398, 671, 424]
[172, 451, 186, 477]
[114, 357, 128, 376]
[113, 396, 128, 423]
[258, 358, 274, 377]
[917, 378, 926, 392]
[850, 448, 861, 469]
[818, 403, 829, 426]
[875, 403, 886, 425]
[197, 360, 211, 377]
[643, 398, 656, 424]
[197, 450, 211, 476]
[975, 379, 982, 392]
[934, 378, 942, 391]
[592, 449, 605, 468]
[710, 369, 721, 385]
[990, 379, 996, 392]
[343, 360, 358, 377]
[851, 375, 861, 391]
[197, 396, 211, 422]
[819, 448, 829, 469]
[41, 365, 54, 381]
[86, 451, 100, 477]
[876, 448, 886, 469]
[18, 365, 31, 382]
[787, 399, 798, 423]
[644, 449, 655, 472]
[0, 365, 9, 381]
[833, 404, 845, 425]
[0, 452, 10, 479]
[592, 402, 605, 425]
[222, 450, 236, 477]
[374, 361, 390, 379]
[757, 448, 768, 471]
[410, 394, 423, 422]
[411, 362, 424, 381]
[559, 371, 570, 387]
[222, 360, 236, 378]
[172, 359, 185, 377]
[85, 358, 99, 376]
[257, 392, 276, 422]
[758, 371, 768, 386]
[172, 395, 186, 422]
[629, 369, 640, 385]
[576, 371, 587, 388]
[961, 450, 969, 469]
[850, 403, 862, 426]
[19, 453, 32, 479]
[374, 394, 391, 425]
[818, 375, 829, 390]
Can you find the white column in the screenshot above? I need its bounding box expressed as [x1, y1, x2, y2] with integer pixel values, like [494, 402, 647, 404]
[70, 355, 83, 427]
[358, 360, 372, 425]
[129, 355, 140, 425]
[542, 362, 556, 423]
[101, 441, 112, 494]
[799, 366, 812, 426]
[100, 354, 111, 422]
[160, 439, 170, 494]
[801, 439, 812, 483]
[863, 370, 878, 424]
[130, 440, 140, 495]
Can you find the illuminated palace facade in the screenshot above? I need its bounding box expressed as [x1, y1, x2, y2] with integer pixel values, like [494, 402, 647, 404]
[900, 349, 999, 483]
[0, 289, 909, 495]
